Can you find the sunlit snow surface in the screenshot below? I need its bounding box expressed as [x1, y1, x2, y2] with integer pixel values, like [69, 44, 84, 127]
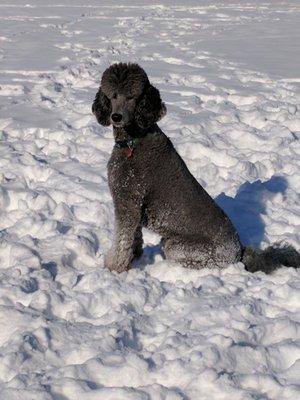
[0, 1, 300, 399]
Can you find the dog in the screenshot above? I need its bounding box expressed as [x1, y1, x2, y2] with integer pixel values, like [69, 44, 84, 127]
[92, 62, 300, 273]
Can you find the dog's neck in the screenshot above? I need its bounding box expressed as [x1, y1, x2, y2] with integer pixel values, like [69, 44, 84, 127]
[113, 123, 154, 142]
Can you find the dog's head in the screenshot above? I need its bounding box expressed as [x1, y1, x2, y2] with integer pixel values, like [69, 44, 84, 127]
[92, 62, 166, 129]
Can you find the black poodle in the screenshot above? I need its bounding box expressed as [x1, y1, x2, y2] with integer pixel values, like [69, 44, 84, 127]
[92, 62, 300, 273]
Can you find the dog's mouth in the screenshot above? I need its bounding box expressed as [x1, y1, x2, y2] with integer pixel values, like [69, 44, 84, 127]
[112, 121, 124, 127]
[111, 119, 130, 128]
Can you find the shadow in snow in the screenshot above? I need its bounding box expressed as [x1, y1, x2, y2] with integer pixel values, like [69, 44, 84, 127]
[42, 261, 58, 280]
[133, 243, 165, 270]
[215, 175, 288, 247]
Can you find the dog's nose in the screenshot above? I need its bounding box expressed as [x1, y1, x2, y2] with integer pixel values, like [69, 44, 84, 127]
[111, 113, 123, 123]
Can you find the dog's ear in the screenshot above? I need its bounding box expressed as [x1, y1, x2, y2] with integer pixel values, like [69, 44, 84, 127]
[135, 84, 166, 129]
[92, 87, 112, 126]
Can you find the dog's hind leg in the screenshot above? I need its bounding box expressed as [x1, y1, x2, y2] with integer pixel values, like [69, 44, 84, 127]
[162, 236, 241, 269]
[162, 238, 210, 269]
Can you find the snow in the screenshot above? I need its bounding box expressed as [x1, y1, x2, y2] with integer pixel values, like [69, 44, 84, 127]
[0, 0, 300, 399]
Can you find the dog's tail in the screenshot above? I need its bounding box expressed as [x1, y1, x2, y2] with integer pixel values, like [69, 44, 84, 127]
[242, 243, 300, 274]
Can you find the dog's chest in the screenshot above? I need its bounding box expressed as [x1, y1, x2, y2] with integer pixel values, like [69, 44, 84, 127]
[107, 151, 145, 199]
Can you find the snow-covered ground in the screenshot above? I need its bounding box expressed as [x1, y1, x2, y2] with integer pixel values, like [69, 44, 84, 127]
[0, 1, 300, 399]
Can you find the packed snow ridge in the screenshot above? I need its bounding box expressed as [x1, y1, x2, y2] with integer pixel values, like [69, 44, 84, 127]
[0, 1, 299, 399]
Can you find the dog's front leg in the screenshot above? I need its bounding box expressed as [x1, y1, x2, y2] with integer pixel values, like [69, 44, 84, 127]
[105, 204, 142, 273]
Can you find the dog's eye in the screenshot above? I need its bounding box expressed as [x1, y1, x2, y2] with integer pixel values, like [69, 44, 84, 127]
[127, 96, 134, 100]
[112, 93, 117, 99]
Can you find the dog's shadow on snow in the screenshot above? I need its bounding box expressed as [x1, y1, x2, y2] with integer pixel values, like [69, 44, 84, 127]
[215, 175, 288, 247]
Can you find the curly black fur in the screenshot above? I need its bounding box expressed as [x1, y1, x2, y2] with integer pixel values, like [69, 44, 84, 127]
[92, 88, 111, 126]
[101, 62, 149, 93]
[243, 243, 300, 274]
[135, 84, 167, 129]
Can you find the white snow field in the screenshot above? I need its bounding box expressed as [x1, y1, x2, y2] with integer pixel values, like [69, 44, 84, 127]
[0, 0, 300, 399]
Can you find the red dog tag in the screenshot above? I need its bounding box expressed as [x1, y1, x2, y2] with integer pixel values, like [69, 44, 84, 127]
[124, 147, 134, 158]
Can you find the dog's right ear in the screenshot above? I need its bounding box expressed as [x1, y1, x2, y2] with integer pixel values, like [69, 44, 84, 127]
[92, 87, 112, 126]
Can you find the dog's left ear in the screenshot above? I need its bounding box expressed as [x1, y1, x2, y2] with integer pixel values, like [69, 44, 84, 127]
[92, 87, 112, 126]
[135, 84, 166, 129]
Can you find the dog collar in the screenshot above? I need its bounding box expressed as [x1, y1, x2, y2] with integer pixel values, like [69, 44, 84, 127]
[115, 137, 141, 158]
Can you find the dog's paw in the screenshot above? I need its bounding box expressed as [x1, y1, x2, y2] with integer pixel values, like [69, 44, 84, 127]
[104, 249, 118, 271]
[104, 249, 131, 273]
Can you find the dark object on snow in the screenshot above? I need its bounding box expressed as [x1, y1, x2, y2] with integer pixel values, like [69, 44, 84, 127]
[92, 62, 300, 274]
[243, 244, 300, 274]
